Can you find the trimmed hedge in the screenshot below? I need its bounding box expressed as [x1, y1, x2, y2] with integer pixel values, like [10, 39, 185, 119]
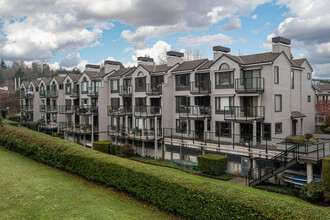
[93, 141, 112, 154]
[299, 182, 325, 202]
[198, 154, 228, 176]
[322, 156, 330, 191]
[0, 125, 329, 219]
[8, 115, 20, 122]
[26, 121, 38, 131]
[54, 132, 64, 139]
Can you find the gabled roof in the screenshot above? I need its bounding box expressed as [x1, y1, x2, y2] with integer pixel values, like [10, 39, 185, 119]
[22, 81, 30, 88]
[172, 59, 208, 72]
[30, 79, 40, 87]
[238, 52, 280, 64]
[140, 64, 170, 73]
[53, 75, 66, 84]
[198, 60, 214, 70]
[109, 67, 136, 78]
[292, 59, 306, 67]
[291, 111, 306, 118]
[42, 77, 52, 85]
[67, 73, 81, 82]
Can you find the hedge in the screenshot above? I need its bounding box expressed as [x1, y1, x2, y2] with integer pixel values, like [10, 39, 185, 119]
[0, 125, 328, 219]
[26, 121, 38, 131]
[8, 115, 20, 122]
[93, 141, 111, 154]
[54, 132, 64, 139]
[323, 156, 330, 191]
[198, 154, 228, 176]
[0, 109, 8, 119]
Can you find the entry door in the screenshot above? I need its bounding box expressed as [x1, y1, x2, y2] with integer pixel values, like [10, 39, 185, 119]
[195, 120, 204, 139]
[292, 120, 297, 136]
[240, 124, 253, 142]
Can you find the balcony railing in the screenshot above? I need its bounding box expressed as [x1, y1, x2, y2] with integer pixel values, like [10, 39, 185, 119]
[70, 88, 79, 98]
[75, 105, 98, 115]
[45, 105, 58, 113]
[235, 77, 264, 93]
[224, 106, 265, 122]
[108, 126, 162, 142]
[20, 105, 34, 112]
[107, 105, 132, 116]
[65, 124, 98, 134]
[59, 105, 76, 114]
[190, 81, 211, 94]
[20, 92, 34, 99]
[134, 106, 162, 118]
[38, 120, 58, 129]
[59, 121, 73, 131]
[119, 86, 132, 96]
[146, 83, 162, 95]
[179, 105, 211, 119]
[45, 90, 58, 98]
[40, 91, 45, 98]
[87, 87, 99, 97]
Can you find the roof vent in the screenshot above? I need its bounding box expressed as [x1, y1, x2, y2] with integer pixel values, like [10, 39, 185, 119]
[104, 60, 121, 66]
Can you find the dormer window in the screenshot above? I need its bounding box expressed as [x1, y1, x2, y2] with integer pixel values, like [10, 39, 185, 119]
[215, 63, 234, 89]
[81, 77, 88, 93]
[65, 79, 71, 95]
[135, 71, 146, 92]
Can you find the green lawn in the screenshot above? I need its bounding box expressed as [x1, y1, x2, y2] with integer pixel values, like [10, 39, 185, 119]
[0, 147, 178, 220]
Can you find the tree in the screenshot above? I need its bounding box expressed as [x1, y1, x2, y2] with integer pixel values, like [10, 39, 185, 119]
[72, 67, 81, 74]
[15, 67, 25, 79]
[0, 58, 6, 69]
[0, 70, 3, 85]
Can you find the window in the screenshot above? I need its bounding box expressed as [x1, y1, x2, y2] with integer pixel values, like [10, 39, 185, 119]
[135, 98, 146, 107]
[36, 87, 39, 92]
[111, 80, 119, 93]
[263, 123, 271, 140]
[65, 80, 71, 95]
[291, 71, 294, 89]
[137, 71, 144, 77]
[92, 81, 101, 92]
[274, 66, 279, 84]
[81, 77, 88, 93]
[215, 97, 233, 114]
[135, 77, 146, 92]
[216, 121, 231, 137]
[307, 95, 311, 102]
[307, 73, 311, 80]
[176, 96, 190, 113]
[215, 71, 234, 88]
[175, 74, 190, 91]
[59, 84, 63, 90]
[110, 98, 120, 108]
[176, 119, 187, 133]
[275, 122, 282, 134]
[275, 95, 282, 112]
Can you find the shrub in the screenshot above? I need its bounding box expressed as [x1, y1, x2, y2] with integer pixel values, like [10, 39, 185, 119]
[114, 144, 123, 157]
[0, 116, 3, 126]
[121, 143, 133, 157]
[2, 119, 18, 126]
[322, 156, 330, 191]
[285, 135, 307, 144]
[0, 109, 8, 119]
[26, 121, 38, 131]
[304, 133, 313, 140]
[0, 125, 329, 220]
[326, 127, 330, 134]
[8, 115, 20, 122]
[109, 143, 115, 155]
[93, 141, 111, 154]
[197, 154, 228, 176]
[54, 132, 64, 139]
[299, 182, 325, 202]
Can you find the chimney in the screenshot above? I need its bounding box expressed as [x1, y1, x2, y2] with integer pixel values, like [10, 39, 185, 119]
[137, 57, 154, 66]
[166, 51, 184, 67]
[213, 46, 230, 60]
[85, 64, 100, 72]
[272, 36, 291, 59]
[104, 60, 121, 74]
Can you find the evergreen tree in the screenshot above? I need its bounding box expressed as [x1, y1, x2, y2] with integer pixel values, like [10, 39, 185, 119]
[0, 58, 6, 69]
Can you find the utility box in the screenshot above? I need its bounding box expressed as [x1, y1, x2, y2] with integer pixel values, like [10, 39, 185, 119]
[241, 157, 251, 177]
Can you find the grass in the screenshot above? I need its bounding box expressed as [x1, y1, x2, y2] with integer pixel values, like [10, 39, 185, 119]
[0, 147, 179, 220]
[2, 119, 18, 126]
[254, 182, 300, 197]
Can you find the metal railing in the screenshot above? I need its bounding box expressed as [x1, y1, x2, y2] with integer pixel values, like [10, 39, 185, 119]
[146, 83, 162, 95]
[87, 87, 99, 97]
[59, 105, 77, 114]
[190, 81, 211, 94]
[179, 105, 211, 119]
[38, 120, 58, 129]
[45, 90, 58, 98]
[108, 126, 162, 141]
[75, 105, 98, 115]
[70, 88, 79, 98]
[20, 105, 34, 112]
[134, 106, 162, 117]
[119, 85, 132, 96]
[65, 124, 97, 134]
[20, 92, 34, 99]
[235, 77, 264, 93]
[45, 105, 58, 113]
[224, 106, 264, 121]
[107, 105, 132, 116]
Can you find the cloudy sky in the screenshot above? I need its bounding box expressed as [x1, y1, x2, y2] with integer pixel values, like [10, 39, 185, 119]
[0, 0, 329, 78]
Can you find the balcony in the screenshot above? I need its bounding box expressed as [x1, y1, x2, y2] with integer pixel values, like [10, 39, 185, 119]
[45, 90, 58, 98]
[107, 106, 132, 116]
[179, 105, 211, 119]
[190, 81, 211, 94]
[59, 121, 73, 131]
[134, 106, 162, 118]
[59, 105, 76, 114]
[87, 87, 99, 97]
[20, 92, 34, 99]
[66, 124, 98, 134]
[44, 105, 58, 113]
[224, 106, 265, 122]
[38, 120, 58, 130]
[70, 89, 79, 98]
[75, 105, 98, 115]
[119, 86, 132, 96]
[40, 91, 45, 98]
[108, 126, 162, 142]
[20, 105, 34, 112]
[146, 83, 162, 95]
[235, 77, 264, 93]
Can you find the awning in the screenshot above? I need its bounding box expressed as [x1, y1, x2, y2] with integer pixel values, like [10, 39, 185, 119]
[291, 111, 306, 119]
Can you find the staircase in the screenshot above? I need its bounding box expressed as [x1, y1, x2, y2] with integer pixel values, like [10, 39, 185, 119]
[247, 144, 305, 187]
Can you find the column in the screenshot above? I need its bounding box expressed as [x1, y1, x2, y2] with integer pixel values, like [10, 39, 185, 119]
[91, 115, 94, 148]
[125, 115, 129, 133]
[154, 116, 158, 159]
[253, 121, 257, 146]
[307, 163, 313, 183]
[142, 142, 145, 157]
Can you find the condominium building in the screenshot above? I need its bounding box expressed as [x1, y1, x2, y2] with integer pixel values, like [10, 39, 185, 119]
[21, 36, 322, 184]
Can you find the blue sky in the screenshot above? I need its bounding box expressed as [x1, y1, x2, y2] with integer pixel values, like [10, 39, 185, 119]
[0, 0, 329, 77]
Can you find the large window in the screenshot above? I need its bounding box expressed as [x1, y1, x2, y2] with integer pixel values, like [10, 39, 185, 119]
[135, 77, 146, 92]
[274, 66, 279, 84]
[175, 74, 190, 91]
[135, 97, 146, 107]
[110, 98, 120, 108]
[176, 96, 190, 113]
[176, 119, 188, 133]
[215, 121, 231, 137]
[65, 80, 71, 95]
[263, 123, 271, 140]
[111, 79, 119, 93]
[81, 77, 88, 93]
[275, 95, 282, 112]
[215, 71, 234, 88]
[215, 97, 233, 114]
[291, 71, 294, 89]
[275, 122, 282, 134]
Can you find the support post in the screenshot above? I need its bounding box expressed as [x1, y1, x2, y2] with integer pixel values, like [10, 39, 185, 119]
[307, 163, 313, 183]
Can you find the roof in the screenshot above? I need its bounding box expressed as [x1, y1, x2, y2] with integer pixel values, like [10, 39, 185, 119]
[291, 111, 306, 119]
[22, 81, 30, 87]
[53, 75, 66, 84]
[313, 84, 330, 91]
[67, 73, 81, 82]
[172, 59, 208, 72]
[42, 77, 52, 85]
[109, 67, 136, 78]
[238, 52, 280, 64]
[198, 60, 214, 70]
[31, 79, 40, 86]
[141, 64, 169, 73]
[292, 59, 306, 67]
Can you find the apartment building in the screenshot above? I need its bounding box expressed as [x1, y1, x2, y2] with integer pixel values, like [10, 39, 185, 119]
[313, 84, 330, 131]
[20, 36, 320, 181]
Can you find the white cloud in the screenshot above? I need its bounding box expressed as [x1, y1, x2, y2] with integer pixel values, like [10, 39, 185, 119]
[218, 17, 242, 31]
[252, 14, 257, 19]
[264, 22, 271, 26]
[178, 33, 234, 47]
[59, 53, 88, 70]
